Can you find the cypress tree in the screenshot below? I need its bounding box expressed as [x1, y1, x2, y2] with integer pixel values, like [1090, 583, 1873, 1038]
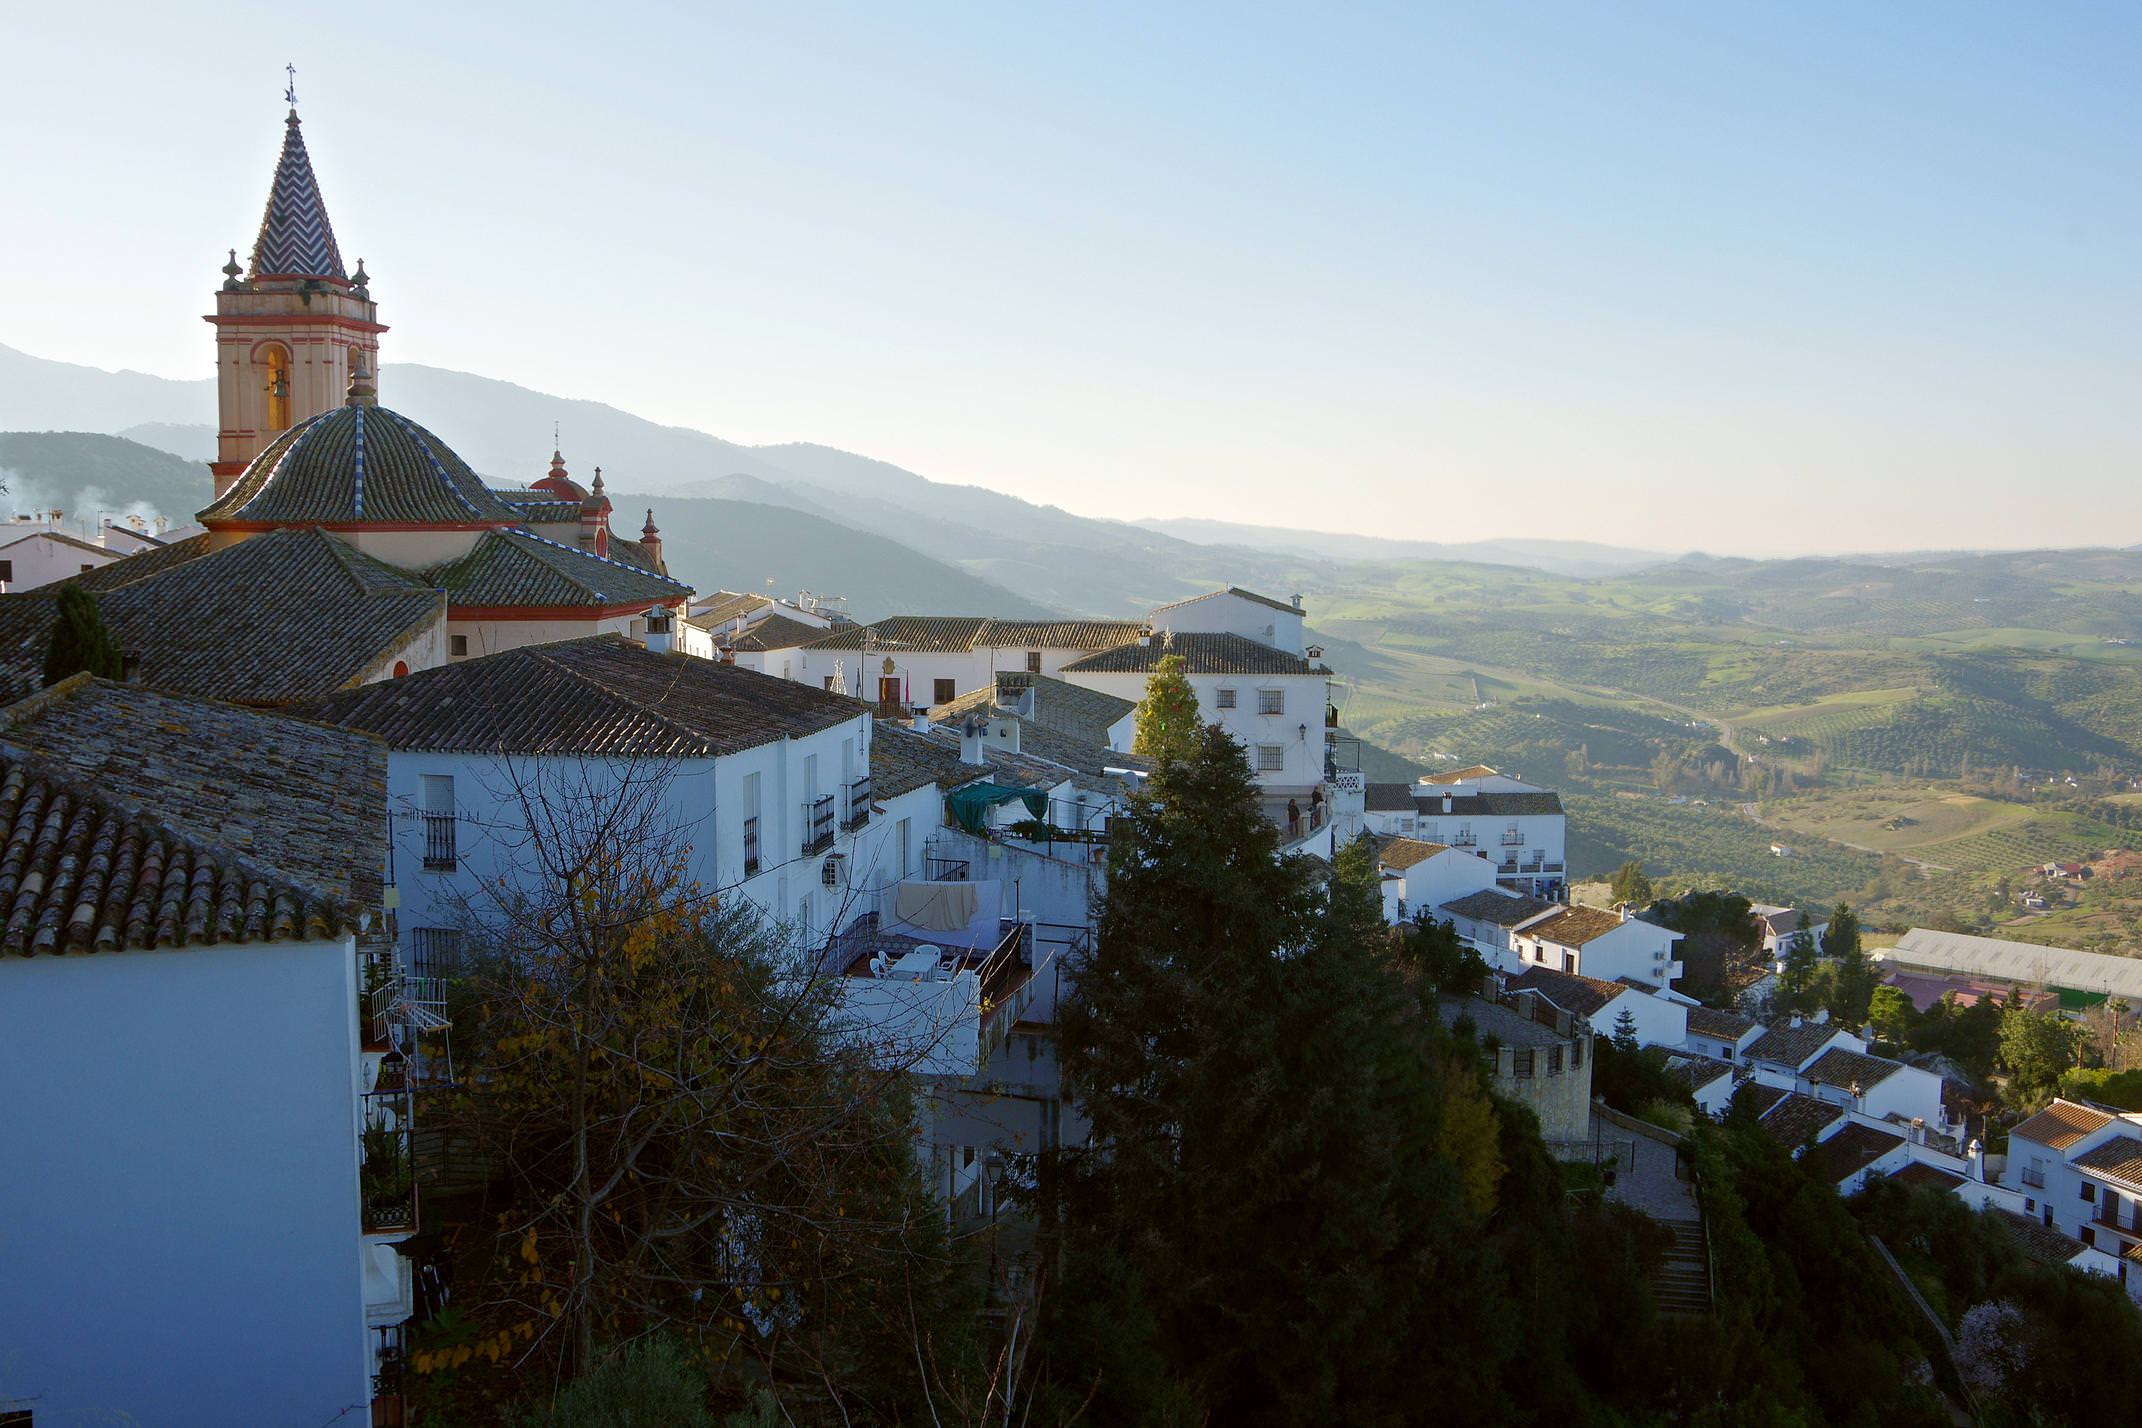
[41, 584, 123, 686]
[1048, 725, 1515, 1425]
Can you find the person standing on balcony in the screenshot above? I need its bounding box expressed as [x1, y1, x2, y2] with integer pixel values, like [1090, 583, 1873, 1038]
[1287, 797, 1302, 839]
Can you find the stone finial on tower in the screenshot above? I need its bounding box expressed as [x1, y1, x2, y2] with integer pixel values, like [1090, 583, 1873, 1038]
[641, 508, 665, 574]
[221, 248, 244, 292]
[351, 258, 370, 301]
[346, 362, 378, 407]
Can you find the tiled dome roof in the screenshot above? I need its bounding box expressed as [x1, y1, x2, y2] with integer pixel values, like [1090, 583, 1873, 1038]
[200, 403, 522, 527]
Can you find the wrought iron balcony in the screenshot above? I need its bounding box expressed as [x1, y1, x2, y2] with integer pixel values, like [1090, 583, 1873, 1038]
[1500, 831, 1525, 846]
[360, 1090, 416, 1235]
[845, 775, 873, 830]
[743, 816, 761, 875]
[804, 796, 836, 854]
[420, 812, 456, 871]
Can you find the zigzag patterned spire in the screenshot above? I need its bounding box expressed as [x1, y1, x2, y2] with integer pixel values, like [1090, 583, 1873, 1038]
[249, 110, 347, 282]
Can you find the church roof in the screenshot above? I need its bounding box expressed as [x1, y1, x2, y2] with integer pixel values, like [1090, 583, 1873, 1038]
[423, 528, 689, 610]
[200, 403, 524, 527]
[250, 110, 348, 283]
[0, 528, 443, 706]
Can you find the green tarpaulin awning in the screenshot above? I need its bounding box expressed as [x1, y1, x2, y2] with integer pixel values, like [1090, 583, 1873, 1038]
[948, 784, 1048, 835]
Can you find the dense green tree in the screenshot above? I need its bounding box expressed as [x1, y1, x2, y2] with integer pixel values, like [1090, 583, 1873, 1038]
[1868, 983, 1917, 1046]
[1130, 652, 1201, 765]
[1608, 859, 1653, 906]
[1822, 903, 1877, 1028]
[1643, 889, 1758, 1002]
[1048, 724, 1515, 1426]
[1999, 1005, 2083, 1110]
[41, 584, 122, 686]
[1777, 927, 1821, 1016]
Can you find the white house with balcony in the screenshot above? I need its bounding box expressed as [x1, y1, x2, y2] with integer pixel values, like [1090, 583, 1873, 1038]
[300, 635, 930, 970]
[1060, 630, 1335, 811]
[0, 677, 401, 1425]
[1364, 769, 1567, 898]
[2003, 1099, 2142, 1298]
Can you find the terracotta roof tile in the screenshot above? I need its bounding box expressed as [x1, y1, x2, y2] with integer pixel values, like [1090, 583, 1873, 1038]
[1758, 1092, 1844, 1148]
[0, 527, 443, 706]
[2072, 1134, 2142, 1191]
[1800, 1121, 1906, 1185]
[1662, 1051, 1734, 1092]
[0, 678, 377, 955]
[2010, 1099, 2117, 1151]
[1804, 1046, 1907, 1093]
[1528, 904, 1628, 948]
[1439, 889, 1556, 925]
[1061, 630, 1329, 677]
[1888, 1161, 1966, 1191]
[300, 636, 861, 757]
[1994, 1209, 2088, 1265]
[0, 676, 387, 908]
[1746, 1022, 1845, 1070]
[1377, 836, 1453, 871]
[1688, 1005, 1759, 1041]
[423, 528, 690, 609]
[1505, 965, 1624, 1018]
[1149, 585, 1298, 616]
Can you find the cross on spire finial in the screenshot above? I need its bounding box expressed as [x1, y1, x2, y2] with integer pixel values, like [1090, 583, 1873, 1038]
[553, 420, 560, 451]
[284, 63, 297, 108]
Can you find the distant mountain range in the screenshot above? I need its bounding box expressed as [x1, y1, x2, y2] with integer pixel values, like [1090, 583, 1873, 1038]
[0, 341, 1702, 620]
[1132, 517, 1671, 577]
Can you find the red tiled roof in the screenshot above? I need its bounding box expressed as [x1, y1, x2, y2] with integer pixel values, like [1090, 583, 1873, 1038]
[2011, 1100, 2116, 1152]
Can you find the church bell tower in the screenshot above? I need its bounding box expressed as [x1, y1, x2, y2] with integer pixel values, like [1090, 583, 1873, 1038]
[206, 88, 386, 496]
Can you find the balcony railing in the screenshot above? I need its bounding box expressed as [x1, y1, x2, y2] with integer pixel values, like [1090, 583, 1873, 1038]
[360, 1090, 416, 1235]
[845, 775, 873, 830]
[2021, 1167, 2047, 1189]
[804, 796, 836, 854]
[1451, 832, 1478, 847]
[2094, 1198, 2138, 1233]
[1500, 832, 1525, 847]
[421, 812, 456, 871]
[743, 816, 761, 875]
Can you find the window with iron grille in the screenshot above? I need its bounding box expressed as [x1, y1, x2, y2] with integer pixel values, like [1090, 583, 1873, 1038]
[1512, 1049, 1535, 1078]
[409, 927, 463, 980]
[1216, 687, 1237, 709]
[1256, 744, 1284, 773]
[1257, 688, 1284, 715]
[420, 775, 456, 870]
[743, 816, 761, 874]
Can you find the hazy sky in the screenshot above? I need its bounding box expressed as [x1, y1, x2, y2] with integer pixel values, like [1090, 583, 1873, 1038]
[5, 3, 2139, 553]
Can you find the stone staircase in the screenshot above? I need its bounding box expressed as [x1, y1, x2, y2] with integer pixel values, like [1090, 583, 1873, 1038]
[1654, 1216, 1713, 1318]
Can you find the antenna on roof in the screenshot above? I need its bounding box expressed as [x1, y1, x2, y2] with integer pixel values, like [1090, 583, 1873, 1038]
[284, 63, 297, 108]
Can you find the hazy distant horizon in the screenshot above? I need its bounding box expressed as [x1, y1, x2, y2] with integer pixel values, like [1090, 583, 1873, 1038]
[6, 4, 2138, 553]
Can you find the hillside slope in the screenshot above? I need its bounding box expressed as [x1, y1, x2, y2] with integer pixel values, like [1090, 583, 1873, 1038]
[0, 431, 209, 526]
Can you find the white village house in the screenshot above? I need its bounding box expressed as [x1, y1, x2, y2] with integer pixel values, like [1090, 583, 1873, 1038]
[1364, 766, 1568, 898]
[0, 678, 412, 1425]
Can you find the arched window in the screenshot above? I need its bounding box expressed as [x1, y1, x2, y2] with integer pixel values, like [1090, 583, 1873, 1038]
[392, 660, 409, 679]
[257, 343, 293, 431]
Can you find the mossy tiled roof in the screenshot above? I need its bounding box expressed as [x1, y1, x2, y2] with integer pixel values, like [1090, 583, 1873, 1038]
[200, 404, 524, 526]
[0, 527, 443, 706]
[0, 678, 380, 956]
[424, 529, 689, 609]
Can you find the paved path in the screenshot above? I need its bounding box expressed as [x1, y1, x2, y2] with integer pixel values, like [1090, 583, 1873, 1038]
[1600, 1114, 1698, 1221]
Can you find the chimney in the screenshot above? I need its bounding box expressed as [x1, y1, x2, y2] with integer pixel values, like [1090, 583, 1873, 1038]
[959, 716, 988, 766]
[642, 604, 674, 655]
[912, 710, 932, 734]
[1291, 593, 1303, 610]
[1443, 793, 1453, 814]
[989, 714, 1022, 754]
